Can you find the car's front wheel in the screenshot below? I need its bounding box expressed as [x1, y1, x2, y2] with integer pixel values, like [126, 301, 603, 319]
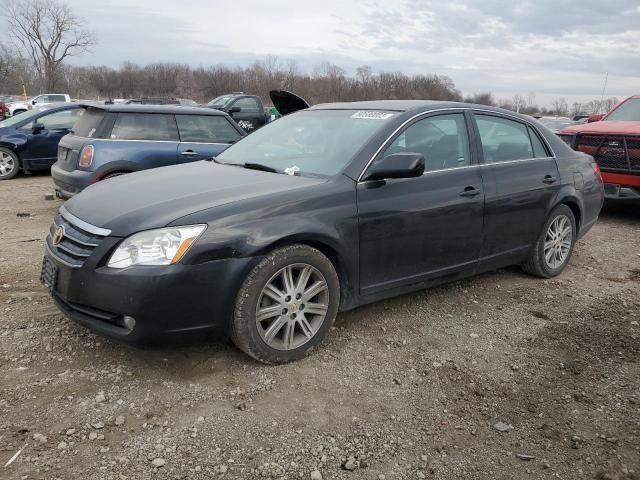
[231, 244, 340, 364]
[0, 148, 19, 180]
[522, 204, 576, 278]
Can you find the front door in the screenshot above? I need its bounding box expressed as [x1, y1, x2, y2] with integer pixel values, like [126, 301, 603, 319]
[20, 108, 80, 167]
[472, 113, 562, 262]
[229, 97, 265, 132]
[357, 112, 484, 295]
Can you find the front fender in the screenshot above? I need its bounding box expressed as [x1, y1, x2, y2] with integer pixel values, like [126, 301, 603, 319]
[0, 133, 27, 152]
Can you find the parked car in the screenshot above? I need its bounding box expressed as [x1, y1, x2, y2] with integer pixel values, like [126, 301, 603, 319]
[51, 103, 245, 198]
[4, 96, 30, 117]
[537, 116, 579, 133]
[30, 93, 72, 107]
[206, 92, 269, 132]
[0, 103, 81, 180]
[41, 100, 604, 363]
[559, 95, 640, 200]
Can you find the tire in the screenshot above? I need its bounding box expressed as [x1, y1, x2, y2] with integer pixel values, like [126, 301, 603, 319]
[12, 110, 26, 116]
[0, 147, 19, 180]
[231, 244, 340, 364]
[522, 204, 576, 278]
[103, 171, 128, 180]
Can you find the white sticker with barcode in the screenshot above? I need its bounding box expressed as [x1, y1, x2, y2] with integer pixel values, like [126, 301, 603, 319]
[351, 111, 394, 120]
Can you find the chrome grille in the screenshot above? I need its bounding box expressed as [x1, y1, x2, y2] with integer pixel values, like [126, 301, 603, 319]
[46, 208, 110, 267]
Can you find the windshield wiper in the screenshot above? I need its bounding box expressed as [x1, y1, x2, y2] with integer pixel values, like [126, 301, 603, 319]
[212, 158, 278, 173]
[243, 162, 278, 173]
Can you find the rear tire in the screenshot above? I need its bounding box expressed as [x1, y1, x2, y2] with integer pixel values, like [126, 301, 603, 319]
[522, 204, 576, 278]
[0, 147, 19, 180]
[231, 244, 340, 364]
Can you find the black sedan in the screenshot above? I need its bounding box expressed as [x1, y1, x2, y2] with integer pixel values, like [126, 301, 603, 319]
[41, 101, 604, 363]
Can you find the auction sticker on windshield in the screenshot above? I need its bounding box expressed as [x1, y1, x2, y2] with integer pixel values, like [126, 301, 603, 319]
[351, 111, 395, 120]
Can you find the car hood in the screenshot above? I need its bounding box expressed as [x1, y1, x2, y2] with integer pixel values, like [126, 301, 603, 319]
[64, 161, 326, 236]
[560, 121, 640, 135]
[269, 90, 310, 116]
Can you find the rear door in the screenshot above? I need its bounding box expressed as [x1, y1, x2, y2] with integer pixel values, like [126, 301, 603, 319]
[472, 113, 561, 264]
[357, 111, 484, 294]
[175, 114, 244, 162]
[19, 108, 80, 167]
[107, 113, 179, 168]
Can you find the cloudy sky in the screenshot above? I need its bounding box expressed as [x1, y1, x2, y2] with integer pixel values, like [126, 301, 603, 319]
[64, 0, 640, 106]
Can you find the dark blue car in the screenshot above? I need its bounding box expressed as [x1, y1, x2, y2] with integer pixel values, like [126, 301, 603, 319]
[52, 103, 245, 198]
[0, 103, 81, 180]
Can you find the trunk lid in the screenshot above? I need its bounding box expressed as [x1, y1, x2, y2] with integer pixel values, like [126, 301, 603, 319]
[269, 90, 310, 116]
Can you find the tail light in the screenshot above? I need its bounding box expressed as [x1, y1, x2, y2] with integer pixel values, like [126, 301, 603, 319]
[79, 145, 94, 168]
[591, 159, 602, 181]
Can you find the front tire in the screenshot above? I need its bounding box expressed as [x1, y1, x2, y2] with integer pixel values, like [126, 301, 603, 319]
[231, 244, 340, 364]
[522, 204, 576, 278]
[0, 148, 19, 180]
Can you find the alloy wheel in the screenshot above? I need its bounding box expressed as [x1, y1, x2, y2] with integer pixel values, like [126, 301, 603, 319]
[543, 214, 572, 269]
[0, 151, 15, 177]
[256, 263, 329, 351]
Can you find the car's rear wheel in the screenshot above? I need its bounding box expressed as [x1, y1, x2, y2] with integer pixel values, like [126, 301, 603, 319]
[0, 148, 19, 180]
[231, 244, 340, 364]
[522, 204, 576, 278]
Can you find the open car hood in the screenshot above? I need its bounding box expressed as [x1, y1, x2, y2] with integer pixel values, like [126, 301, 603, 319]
[269, 90, 310, 116]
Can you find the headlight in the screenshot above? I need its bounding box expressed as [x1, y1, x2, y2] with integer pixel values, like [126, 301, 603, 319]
[107, 225, 206, 269]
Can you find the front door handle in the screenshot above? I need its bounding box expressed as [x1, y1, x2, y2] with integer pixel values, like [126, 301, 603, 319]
[459, 186, 481, 198]
[181, 150, 198, 156]
[543, 175, 558, 184]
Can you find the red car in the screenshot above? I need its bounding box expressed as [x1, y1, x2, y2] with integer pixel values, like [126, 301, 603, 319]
[559, 95, 640, 200]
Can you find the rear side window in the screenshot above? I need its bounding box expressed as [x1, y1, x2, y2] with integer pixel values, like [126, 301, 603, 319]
[49, 95, 66, 102]
[233, 97, 260, 113]
[110, 114, 178, 141]
[175, 115, 242, 143]
[73, 108, 106, 137]
[475, 115, 534, 163]
[528, 127, 549, 158]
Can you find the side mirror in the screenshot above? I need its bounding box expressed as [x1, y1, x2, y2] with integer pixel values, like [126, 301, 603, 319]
[31, 99, 37, 105]
[361, 152, 425, 182]
[32, 122, 45, 134]
[588, 114, 604, 123]
[229, 106, 241, 114]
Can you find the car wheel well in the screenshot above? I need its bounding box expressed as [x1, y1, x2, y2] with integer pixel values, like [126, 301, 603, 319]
[560, 200, 581, 232]
[102, 170, 132, 179]
[263, 238, 350, 309]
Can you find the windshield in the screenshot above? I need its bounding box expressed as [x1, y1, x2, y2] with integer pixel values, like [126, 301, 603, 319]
[606, 98, 640, 121]
[217, 109, 396, 176]
[206, 95, 236, 108]
[0, 107, 49, 128]
[72, 108, 106, 137]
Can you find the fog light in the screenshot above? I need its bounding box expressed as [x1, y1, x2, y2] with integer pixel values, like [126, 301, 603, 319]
[123, 316, 136, 331]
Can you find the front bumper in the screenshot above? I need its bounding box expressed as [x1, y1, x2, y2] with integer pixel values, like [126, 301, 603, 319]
[51, 163, 95, 199]
[41, 243, 255, 343]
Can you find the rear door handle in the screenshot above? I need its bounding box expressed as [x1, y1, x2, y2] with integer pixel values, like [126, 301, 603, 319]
[459, 186, 481, 198]
[181, 150, 198, 156]
[543, 175, 558, 184]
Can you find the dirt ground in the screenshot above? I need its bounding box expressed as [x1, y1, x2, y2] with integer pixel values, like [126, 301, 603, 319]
[0, 173, 638, 480]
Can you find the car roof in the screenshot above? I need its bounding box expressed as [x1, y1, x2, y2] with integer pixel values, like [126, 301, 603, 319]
[309, 99, 532, 119]
[79, 103, 228, 116]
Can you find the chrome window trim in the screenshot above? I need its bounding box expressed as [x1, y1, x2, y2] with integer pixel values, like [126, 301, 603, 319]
[92, 138, 233, 146]
[60, 206, 112, 236]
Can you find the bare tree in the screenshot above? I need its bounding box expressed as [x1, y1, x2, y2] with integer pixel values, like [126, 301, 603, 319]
[551, 97, 569, 116]
[5, 0, 95, 91]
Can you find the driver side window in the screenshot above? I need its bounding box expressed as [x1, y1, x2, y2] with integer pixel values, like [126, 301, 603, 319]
[20, 109, 79, 131]
[383, 113, 470, 171]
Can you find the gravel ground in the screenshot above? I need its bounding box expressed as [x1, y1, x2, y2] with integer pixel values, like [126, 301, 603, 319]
[1, 174, 639, 480]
